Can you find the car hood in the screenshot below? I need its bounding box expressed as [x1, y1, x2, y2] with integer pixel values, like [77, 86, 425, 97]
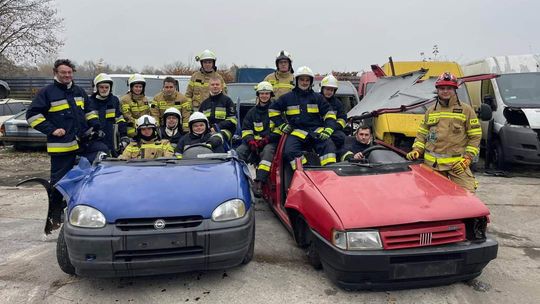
[304, 165, 490, 230]
[56, 158, 248, 222]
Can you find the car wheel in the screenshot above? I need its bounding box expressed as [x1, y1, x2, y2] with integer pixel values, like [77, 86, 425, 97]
[306, 240, 322, 270]
[493, 140, 509, 170]
[242, 221, 255, 265]
[56, 225, 76, 275]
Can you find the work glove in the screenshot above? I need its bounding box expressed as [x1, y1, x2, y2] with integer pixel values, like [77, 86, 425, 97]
[120, 136, 131, 150]
[257, 136, 269, 148]
[206, 134, 223, 149]
[452, 156, 472, 175]
[317, 129, 332, 141]
[278, 123, 293, 134]
[248, 139, 259, 152]
[406, 150, 420, 160]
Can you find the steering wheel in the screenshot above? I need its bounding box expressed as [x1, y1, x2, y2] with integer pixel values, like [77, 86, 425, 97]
[182, 143, 213, 159]
[357, 145, 390, 158]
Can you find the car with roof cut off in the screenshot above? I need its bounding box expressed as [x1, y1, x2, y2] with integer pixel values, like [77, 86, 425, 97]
[53, 146, 254, 277]
[262, 133, 498, 290]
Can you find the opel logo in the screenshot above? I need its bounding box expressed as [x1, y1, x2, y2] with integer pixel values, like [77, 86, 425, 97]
[154, 219, 166, 229]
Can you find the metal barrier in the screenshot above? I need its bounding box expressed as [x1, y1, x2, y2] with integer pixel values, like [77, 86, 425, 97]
[1, 77, 93, 99]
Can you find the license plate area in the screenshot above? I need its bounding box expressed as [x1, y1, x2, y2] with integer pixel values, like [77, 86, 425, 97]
[124, 232, 193, 250]
[391, 260, 458, 280]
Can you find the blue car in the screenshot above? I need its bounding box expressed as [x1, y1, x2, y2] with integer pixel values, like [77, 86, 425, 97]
[54, 147, 254, 277]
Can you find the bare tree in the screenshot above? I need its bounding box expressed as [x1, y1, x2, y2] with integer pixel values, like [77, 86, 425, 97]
[0, 0, 64, 64]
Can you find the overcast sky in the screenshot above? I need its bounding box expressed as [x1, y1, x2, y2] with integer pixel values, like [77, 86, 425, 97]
[55, 0, 540, 74]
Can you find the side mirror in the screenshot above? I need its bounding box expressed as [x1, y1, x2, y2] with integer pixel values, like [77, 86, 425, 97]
[477, 103, 493, 121]
[483, 95, 497, 112]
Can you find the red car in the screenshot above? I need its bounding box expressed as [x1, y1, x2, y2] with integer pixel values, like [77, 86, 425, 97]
[262, 136, 498, 290]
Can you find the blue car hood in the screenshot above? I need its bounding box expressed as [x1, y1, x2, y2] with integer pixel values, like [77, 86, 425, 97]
[56, 158, 251, 222]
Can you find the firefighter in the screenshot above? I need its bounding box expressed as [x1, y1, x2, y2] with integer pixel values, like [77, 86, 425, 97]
[152, 77, 192, 132]
[264, 50, 294, 98]
[339, 126, 373, 161]
[198, 76, 237, 143]
[119, 115, 175, 159]
[87, 73, 129, 156]
[175, 112, 225, 159]
[236, 81, 279, 196]
[407, 72, 482, 192]
[319, 74, 347, 151]
[26, 59, 108, 230]
[120, 73, 159, 137]
[185, 49, 228, 111]
[159, 107, 184, 147]
[269, 66, 337, 170]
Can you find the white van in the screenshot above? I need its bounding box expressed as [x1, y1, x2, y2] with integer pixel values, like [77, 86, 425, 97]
[462, 54, 540, 168]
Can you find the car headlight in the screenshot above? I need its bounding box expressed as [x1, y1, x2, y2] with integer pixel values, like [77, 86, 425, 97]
[212, 199, 246, 222]
[69, 205, 106, 228]
[332, 229, 382, 250]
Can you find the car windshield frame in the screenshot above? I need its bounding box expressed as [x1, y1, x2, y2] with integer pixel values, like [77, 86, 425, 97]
[98, 153, 235, 167]
[496, 72, 540, 107]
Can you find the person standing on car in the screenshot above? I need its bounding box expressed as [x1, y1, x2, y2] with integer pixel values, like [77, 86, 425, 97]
[407, 72, 482, 192]
[236, 81, 280, 196]
[198, 76, 237, 143]
[87, 73, 129, 157]
[185, 49, 228, 111]
[120, 73, 159, 137]
[152, 77, 192, 132]
[119, 115, 175, 159]
[26, 59, 108, 230]
[319, 74, 347, 151]
[264, 50, 294, 98]
[159, 107, 184, 147]
[339, 126, 373, 161]
[175, 112, 225, 159]
[269, 66, 337, 170]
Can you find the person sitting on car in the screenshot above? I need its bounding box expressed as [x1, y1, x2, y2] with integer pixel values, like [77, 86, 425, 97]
[319, 74, 347, 151]
[118, 115, 175, 160]
[159, 107, 184, 148]
[175, 112, 225, 159]
[198, 76, 237, 144]
[236, 81, 280, 196]
[339, 126, 373, 161]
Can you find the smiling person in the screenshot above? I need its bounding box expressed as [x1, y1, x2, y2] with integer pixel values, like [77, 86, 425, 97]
[120, 73, 157, 137]
[152, 77, 192, 132]
[26, 59, 108, 230]
[175, 112, 225, 159]
[87, 73, 128, 156]
[159, 107, 184, 147]
[407, 72, 482, 192]
[264, 50, 294, 98]
[119, 115, 174, 159]
[269, 66, 337, 170]
[319, 74, 347, 151]
[198, 76, 237, 143]
[185, 49, 227, 111]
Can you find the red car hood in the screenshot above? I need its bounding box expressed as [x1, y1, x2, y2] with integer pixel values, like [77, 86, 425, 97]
[304, 165, 490, 230]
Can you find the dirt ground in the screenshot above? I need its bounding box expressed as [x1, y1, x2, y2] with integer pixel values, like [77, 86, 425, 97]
[0, 145, 539, 304]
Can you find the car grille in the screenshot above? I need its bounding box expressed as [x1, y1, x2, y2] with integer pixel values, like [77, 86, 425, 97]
[115, 216, 203, 231]
[114, 246, 204, 261]
[379, 220, 466, 250]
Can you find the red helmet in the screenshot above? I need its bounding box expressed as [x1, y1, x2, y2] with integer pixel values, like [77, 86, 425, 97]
[435, 72, 458, 88]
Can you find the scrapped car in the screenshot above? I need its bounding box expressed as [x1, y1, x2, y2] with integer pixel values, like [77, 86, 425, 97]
[262, 135, 498, 290]
[51, 147, 254, 277]
[1, 101, 45, 149]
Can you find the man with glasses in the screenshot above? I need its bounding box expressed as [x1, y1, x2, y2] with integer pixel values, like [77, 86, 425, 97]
[406, 72, 482, 192]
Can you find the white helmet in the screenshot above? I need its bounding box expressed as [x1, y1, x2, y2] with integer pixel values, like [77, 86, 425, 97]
[93, 73, 113, 94]
[136, 115, 157, 129]
[188, 111, 209, 131]
[163, 107, 181, 121]
[256, 81, 274, 95]
[320, 75, 339, 90]
[195, 49, 217, 62]
[128, 73, 145, 86]
[294, 66, 315, 79]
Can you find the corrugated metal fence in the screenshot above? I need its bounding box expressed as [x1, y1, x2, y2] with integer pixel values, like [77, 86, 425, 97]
[2, 77, 93, 99]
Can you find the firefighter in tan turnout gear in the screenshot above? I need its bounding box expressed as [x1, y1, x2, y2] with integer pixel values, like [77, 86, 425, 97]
[120, 74, 159, 137]
[152, 77, 192, 132]
[119, 115, 175, 159]
[407, 72, 482, 192]
[264, 50, 294, 98]
[185, 49, 228, 111]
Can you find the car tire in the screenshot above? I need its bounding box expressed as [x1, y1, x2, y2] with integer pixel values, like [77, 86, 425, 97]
[56, 225, 76, 275]
[306, 240, 322, 270]
[493, 140, 508, 170]
[242, 221, 255, 265]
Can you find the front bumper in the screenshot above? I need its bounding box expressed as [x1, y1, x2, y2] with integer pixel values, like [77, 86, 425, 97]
[500, 126, 540, 164]
[314, 231, 498, 290]
[63, 208, 254, 277]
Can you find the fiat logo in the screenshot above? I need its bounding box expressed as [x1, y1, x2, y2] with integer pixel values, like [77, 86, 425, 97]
[154, 219, 166, 229]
